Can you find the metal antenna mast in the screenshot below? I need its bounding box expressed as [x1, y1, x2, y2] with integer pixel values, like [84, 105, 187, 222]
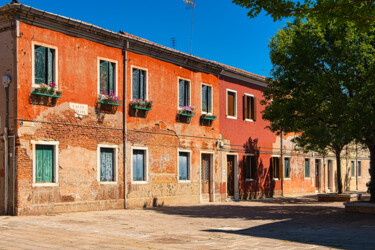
[184, 0, 195, 55]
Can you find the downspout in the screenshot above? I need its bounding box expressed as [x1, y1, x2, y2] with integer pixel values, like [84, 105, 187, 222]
[3, 80, 10, 215]
[122, 40, 129, 209]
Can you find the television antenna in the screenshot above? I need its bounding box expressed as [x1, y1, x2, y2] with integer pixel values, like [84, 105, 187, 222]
[183, 0, 195, 55]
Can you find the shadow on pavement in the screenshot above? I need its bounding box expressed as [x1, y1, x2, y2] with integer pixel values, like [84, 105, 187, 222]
[152, 198, 375, 249]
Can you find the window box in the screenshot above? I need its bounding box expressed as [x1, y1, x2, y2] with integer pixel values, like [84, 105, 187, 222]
[98, 100, 122, 106]
[178, 105, 195, 117]
[98, 91, 121, 106]
[178, 112, 195, 117]
[201, 114, 216, 121]
[30, 84, 62, 106]
[32, 91, 62, 98]
[129, 99, 153, 111]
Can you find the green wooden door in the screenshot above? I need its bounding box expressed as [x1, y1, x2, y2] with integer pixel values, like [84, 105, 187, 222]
[36, 145, 54, 183]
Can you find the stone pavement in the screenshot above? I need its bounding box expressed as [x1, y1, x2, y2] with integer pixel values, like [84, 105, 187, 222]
[1, 195, 375, 249]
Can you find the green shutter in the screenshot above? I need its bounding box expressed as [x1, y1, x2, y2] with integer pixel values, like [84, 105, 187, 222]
[202, 85, 207, 112]
[207, 86, 212, 113]
[284, 158, 290, 178]
[109, 62, 115, 94]
[100, 61, 109, 94]
[35, 46, 46, 84]
[47, 48, 55, 84]
[36, 145, 54, 183]
[179, 80, 185, 107]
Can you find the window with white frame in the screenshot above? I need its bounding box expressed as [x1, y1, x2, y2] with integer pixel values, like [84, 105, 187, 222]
[32, 141, 59, 185]
[99, 59, 116, 95]
[179, 79, 190, 107]
[132, 148, 147, 182]
[34, 44, 57, 86]
[98, 145, 117, 182]
[243, 94, 256, 121]
[244, 155, 257, 180]
[132, 67, 147, 100]
[227, 90, 237, 118]
[201, 84, 212, 114]
[178, 151, 190, 181]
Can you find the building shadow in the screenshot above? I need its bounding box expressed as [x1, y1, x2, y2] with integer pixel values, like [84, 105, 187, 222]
[238, 137, 275, 199]
[151, 202, 375, 249]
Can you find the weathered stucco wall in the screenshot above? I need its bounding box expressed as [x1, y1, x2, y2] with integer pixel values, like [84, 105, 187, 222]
[219, 75, 280, 198]
[281, 134, 370, 195]
[15, 22, 124, 215]
[125, 51, 223, 207]
[0, 18, 17, 215]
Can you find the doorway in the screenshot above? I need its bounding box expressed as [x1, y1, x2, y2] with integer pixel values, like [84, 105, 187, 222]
[201, 153, 212, 201]
[327, 160, 333, 192]
[315, 159, 321, 192]
[227, 155, 235, 197]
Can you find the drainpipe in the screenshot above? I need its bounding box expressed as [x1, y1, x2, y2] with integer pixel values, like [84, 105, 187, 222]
[122, 40, 129, 209]
[2, 74, 11, 215]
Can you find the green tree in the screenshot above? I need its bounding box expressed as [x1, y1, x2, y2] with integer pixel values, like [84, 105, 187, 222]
[343, 25, 375, 201]
[233, 0, 375, 28]
[262, 19, 363, 194]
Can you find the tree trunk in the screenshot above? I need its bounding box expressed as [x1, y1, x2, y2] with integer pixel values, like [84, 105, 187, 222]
[335, 149, 343, 194]
[367, 144, 375, 202]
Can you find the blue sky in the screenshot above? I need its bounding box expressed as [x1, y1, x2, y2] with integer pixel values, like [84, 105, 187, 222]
[18, 0, 285, 77]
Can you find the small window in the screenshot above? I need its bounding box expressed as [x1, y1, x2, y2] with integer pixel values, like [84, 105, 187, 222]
[305, 158, 310, 178]
[133, 149, 147, 182]
[100, 60, 116, 94]
[227, 90, 237, 117]
[243, 94, 256, 121]
[99, 147, 115, 182]
[179, 151, 190, 181]
[132, 68, 147, 100]
[358, 161, 362, 177]
[271, 157, 280, 179]
[179, 79, 190, 107]
[202, 84, 212, 114]
[244, 155, 257, 180]
[351, 160, 355, 177]
[35, 145, 55, 183]
[34, 45, 56, 85]
[284, 157, 291, 178]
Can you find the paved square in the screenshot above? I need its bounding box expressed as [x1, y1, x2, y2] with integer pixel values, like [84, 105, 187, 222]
[1, 195, 374, 249]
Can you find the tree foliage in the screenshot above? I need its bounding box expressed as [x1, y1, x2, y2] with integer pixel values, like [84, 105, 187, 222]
[262, 19, 375, 194]
[233, 0, 375, 28]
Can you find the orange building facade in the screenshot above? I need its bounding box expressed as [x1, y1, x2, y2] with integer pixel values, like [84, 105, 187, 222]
[0, 4, 370, 215]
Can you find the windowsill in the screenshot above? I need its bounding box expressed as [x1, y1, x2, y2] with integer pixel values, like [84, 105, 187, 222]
[245, 119, 254, 122]
[32, 183, 59, 187]
[226, 115, 237, 120]
[304, 177, 311, 179]
[201, 112, 213, 115]
[131, 180, 148, 185]
[99, 181, 118, 185]
[272, 178, 280, 181]
[284, 178, 291, 180]
[178, 180, 191, 184]
[245, 179, 255, 182]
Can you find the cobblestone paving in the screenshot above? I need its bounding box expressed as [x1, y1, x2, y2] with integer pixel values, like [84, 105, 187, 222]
[1, 195, 375, 249]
